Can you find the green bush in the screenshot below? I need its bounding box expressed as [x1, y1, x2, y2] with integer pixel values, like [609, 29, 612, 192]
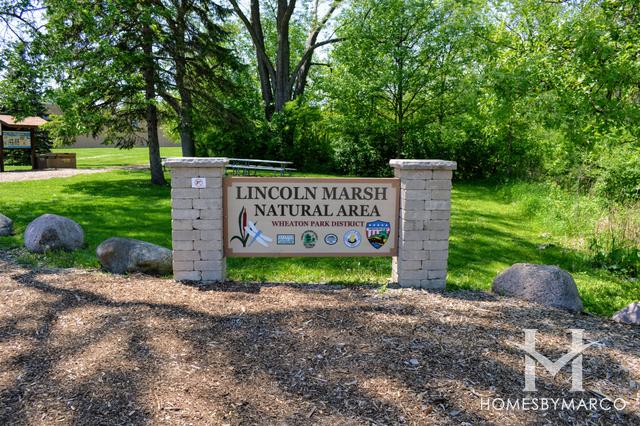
[274, 102, 336, 174]
[593, 144, 640, 203]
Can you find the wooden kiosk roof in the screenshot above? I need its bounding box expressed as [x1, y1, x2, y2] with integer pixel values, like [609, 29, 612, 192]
[0, 115, 47, 128]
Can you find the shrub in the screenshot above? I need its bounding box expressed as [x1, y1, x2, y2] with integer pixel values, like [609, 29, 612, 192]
[593, 144, 640, 203]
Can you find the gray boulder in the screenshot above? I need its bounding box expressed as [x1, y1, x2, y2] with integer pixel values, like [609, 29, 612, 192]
[96, 237, 172, 275]
[0, 213, 12, 236]
[24, 214, 84, 253]
[492, 263, 583, 312]
[612, 302, 639, 325]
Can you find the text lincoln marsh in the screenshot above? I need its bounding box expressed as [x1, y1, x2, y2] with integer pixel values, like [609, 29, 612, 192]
[235, 185, 389, 217]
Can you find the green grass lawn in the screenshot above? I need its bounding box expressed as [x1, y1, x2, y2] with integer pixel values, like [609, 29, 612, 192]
[4, 147, 183, 170]
[51, 147, 183, 168]
[0, 169, 637, 316]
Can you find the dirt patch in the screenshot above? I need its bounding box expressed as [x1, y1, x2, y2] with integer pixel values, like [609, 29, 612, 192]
[0, 255, 638, 425]
[0, 166, 147, 183]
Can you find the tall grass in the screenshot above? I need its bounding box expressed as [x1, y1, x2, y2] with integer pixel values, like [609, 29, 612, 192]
[499, 181, 639, 278]
[589, 203, 640, 277]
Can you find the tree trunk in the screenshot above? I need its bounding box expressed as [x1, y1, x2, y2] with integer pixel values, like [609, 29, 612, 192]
[396, 53, 405, 158]
[178, 106, 195, 157]
[274, 0, 292, 114]
[173, 5, 195, 157]
[230, 0, 342, 122]
[142, 21, 166, 185]
[438, 71, 445, 146]
[251, 0, 275, 119]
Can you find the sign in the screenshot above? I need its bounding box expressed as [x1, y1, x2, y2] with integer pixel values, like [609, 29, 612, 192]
[2, 130, 31, 148]
[224, 177, 399, 256]
[191, 177, 207, 188]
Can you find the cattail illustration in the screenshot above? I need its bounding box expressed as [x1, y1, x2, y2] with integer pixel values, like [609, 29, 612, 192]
[230, 207, 250, 247]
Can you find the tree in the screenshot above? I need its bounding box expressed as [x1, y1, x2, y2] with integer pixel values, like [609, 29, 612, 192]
[324, 0, 477, 174]
[228, 0, 343, 120]
[1, 0, 46, 118]
[141, 3, 165, 184]
[0, 0, 43, 47]
[153, 0, 239, 157]
[44, 0, 167, 184]
[0, 41, 45, 117]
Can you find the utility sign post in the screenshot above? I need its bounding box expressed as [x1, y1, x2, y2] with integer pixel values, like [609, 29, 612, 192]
[224, 177, 399, 257]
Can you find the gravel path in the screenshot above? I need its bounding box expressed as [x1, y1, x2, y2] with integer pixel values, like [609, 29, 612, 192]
[0, 255, 638, 425]
[0, 166, 147, 183]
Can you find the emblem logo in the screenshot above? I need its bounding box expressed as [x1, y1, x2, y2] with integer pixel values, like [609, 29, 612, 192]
[277, 234, 295, 245]
[301, 230, 318, 248]
[343, 230, 361, 248]
[366, 220, 391, 249]
[324, 234, 338, 245]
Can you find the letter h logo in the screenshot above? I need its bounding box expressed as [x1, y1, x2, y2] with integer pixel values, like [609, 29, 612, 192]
[517, 329, 594, 392]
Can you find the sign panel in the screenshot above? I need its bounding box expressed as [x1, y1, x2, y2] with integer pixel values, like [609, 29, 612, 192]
[2, 130, 31, 148]
[224, 177, 399, 257]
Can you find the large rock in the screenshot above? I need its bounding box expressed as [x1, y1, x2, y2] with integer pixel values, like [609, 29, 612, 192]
[612, 302, 639, 325]
[492, 263, 583, 312]
[0, 213, 12, 236]
[97, 237, 172, 275]
[24, 214, 84, 253]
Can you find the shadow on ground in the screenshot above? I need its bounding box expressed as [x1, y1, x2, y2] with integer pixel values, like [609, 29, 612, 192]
[0, 261, 638, 425]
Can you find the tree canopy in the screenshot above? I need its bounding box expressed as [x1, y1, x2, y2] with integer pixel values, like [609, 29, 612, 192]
[0, 0, 637, 198]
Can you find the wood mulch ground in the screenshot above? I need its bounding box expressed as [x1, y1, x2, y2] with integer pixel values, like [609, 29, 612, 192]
[0, 253, 638, 425]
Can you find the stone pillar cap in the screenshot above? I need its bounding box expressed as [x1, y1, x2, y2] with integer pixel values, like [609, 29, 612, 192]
[164, 157, 229, 168]
[389, 159, 457, 170]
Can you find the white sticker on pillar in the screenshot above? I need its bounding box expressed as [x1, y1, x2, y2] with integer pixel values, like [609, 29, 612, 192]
[191, 177, 207, 189]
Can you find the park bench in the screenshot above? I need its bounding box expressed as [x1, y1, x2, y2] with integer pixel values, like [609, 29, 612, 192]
[225, 158, 296, 176]
[160, 157, 296, 176]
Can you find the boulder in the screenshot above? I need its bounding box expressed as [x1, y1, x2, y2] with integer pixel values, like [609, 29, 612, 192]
[492, 263, 583, 312]
[612, 302, 639, 325]
[97, 237, 172, 275]
[0, 213, 12, 236]
[24, 214, 84, 253]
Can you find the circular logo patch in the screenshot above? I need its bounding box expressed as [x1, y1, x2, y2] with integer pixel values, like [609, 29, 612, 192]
[324, 233, 338, 245]
[343, 230, 361, 248]
[302, 230, 318, 248]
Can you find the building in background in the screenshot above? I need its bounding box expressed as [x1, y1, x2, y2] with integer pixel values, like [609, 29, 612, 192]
[46, 105, 177, 148]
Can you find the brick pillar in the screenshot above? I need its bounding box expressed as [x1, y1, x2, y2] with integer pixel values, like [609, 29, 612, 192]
[389, 159, 457, 289]
[165, 157, 228, 282]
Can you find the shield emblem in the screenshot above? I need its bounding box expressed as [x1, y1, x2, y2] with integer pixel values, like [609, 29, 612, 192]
[366, 220, 391, 249]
